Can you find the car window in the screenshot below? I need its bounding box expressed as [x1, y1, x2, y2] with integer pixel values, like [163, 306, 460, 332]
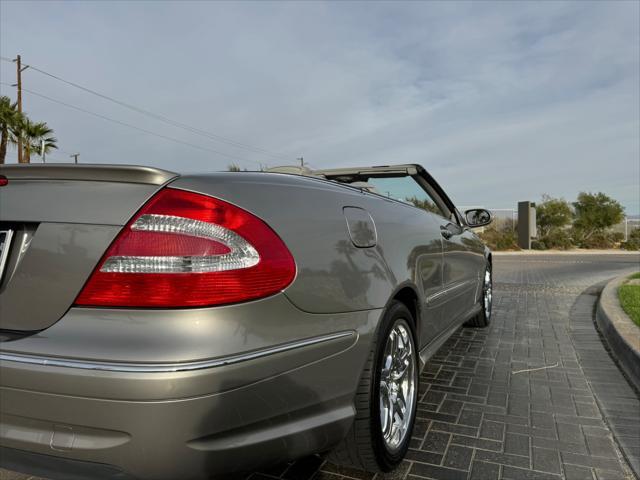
[365, 176, 451, 219]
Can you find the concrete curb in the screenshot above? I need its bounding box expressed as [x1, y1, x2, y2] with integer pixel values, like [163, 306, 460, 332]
[596, 274, 640, 391]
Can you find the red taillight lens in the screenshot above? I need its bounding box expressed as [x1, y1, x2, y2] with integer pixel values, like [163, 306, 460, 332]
[75, 188, 296, 308]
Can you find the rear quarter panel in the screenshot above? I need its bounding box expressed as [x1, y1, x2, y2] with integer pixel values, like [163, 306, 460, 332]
[169, 173, 443, 322]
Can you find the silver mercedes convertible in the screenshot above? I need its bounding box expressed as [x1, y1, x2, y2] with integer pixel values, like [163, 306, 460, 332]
[0, 163, 492, 479]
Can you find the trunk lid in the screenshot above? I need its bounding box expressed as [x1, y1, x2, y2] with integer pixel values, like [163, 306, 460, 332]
[0, 164, 178, 332]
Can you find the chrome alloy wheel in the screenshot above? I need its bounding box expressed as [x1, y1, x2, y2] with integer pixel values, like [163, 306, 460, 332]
[379, 321, 416, 451]
[483, 266, 492, 320]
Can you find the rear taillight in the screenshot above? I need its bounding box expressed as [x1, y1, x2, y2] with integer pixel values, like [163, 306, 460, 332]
[75, 188, 296, 308]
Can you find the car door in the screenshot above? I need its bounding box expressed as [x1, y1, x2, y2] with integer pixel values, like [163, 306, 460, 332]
[410, 173, 479, 327]
[458, 221, 488, 307]
[429, 214, 479, 322]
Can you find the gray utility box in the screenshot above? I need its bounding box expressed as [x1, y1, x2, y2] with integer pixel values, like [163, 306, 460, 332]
[518, 201, 537, 249]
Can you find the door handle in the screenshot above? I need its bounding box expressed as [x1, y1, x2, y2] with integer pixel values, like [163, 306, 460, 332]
[440, 225, 453, 240]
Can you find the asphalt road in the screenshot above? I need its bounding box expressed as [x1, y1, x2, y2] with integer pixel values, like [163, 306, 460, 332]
[2, 252, 639, 480]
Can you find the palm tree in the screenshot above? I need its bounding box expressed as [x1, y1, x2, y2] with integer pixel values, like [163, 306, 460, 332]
[0, 96, 23, 164]
[18, 119, 57, 163]
[36, 133, 58, 161]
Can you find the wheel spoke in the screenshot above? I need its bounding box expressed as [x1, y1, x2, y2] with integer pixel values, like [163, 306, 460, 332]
[379, 321, 416, 451]
[379, 381, 390, 435]
[483, 267, 492, 319]
[386, 388, 396, 438]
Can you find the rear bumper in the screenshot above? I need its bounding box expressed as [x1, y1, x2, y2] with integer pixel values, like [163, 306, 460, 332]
[0, 447, 134, 480]
[0, 295, 381, 479]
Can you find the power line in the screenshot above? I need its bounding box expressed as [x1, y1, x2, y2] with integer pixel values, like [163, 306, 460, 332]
[0, 82, 261, 168]
[0, 56, 291, 162]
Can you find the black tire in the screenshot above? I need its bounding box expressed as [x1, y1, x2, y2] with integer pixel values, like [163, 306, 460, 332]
[329, 300, 418, 472]
[465, 262, 492, 328]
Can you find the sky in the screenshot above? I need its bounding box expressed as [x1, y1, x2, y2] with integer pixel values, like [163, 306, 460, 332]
[1, 1, 638, 213]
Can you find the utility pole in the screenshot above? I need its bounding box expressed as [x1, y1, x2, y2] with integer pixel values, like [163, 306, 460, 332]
[70, 153, 80, 164]
[297, 156, 304, 167]
[14, 55, 28, 163]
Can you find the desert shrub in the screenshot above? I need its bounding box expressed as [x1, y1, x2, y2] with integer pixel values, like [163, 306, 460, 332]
[572, 192, 624, 245]
[531, 240, 546, 250]
[572, 228, 623, 249]
[621, 228, 640, 251]
[479, 224, 519, 251]
[538, 229, 574, 249]
[537, 195, 573, 237]
[534, 195, 575, 249]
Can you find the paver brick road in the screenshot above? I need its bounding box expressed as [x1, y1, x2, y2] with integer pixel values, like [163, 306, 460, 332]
[2, 253, 639, 480]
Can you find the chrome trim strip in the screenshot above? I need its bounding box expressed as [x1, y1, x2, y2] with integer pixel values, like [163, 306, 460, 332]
[426, 279, 473, 304]
[0, 331, 355, 373]
[0, 229, 14, 283]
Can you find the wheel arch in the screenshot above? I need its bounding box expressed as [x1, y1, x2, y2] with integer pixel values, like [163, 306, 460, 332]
[387, 283, 421, 338]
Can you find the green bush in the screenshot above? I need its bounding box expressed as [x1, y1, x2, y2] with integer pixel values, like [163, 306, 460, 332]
[572, 228, 623, 249]
[572, 192, 624, 245]
[538, 229, 574, 249]
[479, 224, 519, 251]
[621, 228, 640, 251]
[537, 195, 573, 237]
[531, 240, 546, 250]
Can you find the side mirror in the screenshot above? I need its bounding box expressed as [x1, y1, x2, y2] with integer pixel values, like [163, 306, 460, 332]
[464, 208, 492, 228]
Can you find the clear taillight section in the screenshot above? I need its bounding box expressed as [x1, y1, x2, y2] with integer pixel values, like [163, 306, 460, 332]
[75, 188, 296, 308]
[100, 214, 259, 273]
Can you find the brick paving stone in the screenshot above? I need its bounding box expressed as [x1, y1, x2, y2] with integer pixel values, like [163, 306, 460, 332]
[450, 434, 502, 452]
[422, 430, 451, 454]
[504, 432, 530, 457]
[584, 435, 618, 459]
[480, 420, 506, 441]
[408, 463, 468, 480]
[561, 463, 594, 480]
[561, 452, 623, 472]
[412, 418, 431, 440]
[438, 400, 463, 416]
[430, 421, 478, 437]
[442, 445, 473, 470]
[531, 437, 589, 455]
[532, 447, 562, 474]
[507, 423, 558, 439]
[501, 465, 563, 480]
[3, 254, 639, 480]
[320, 462, 376, 480]
[556, 422, 585, 445]
[405, 449, 443, 466]
[594, 469, 627, 480]
[474, 450, 530, 469]
[469, 460, 500, 480]
[457, 409, 482, 428]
